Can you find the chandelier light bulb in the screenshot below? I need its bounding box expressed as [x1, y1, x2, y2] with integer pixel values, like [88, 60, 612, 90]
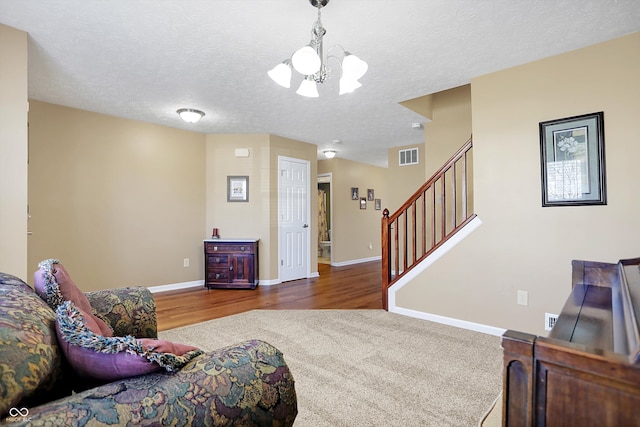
[291, 45, 321, 75]
[296, 76, 319, 98]
[341, 53, 368, 81]
[177, 108, 205, 123]
[267, 61, 292, 88]
[323, 150, 337, 159]
[339, 77, 362, 95]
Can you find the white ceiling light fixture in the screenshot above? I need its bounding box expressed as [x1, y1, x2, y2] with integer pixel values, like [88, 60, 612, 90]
[177, 108, 205, 123]
[268, 0, 368, 98]
[323, 150, 337, 159]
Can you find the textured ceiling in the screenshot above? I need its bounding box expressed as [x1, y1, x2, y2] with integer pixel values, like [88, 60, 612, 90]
[1, 0, 639, 167]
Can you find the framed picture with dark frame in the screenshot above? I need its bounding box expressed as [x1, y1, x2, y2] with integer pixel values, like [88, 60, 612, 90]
[227, 175, 249, 202]
[367, 189, 374, 201]
[539, 111, 606, 207]
[375, 199, 382, 210]
[360, 197, 367, 209]
[351, 187, 359, 200]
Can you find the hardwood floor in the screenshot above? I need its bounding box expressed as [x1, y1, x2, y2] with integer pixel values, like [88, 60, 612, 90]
[155, 261, 382, 331]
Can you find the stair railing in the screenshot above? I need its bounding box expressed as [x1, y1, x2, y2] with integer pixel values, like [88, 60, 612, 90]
[381, 138, 475, 309]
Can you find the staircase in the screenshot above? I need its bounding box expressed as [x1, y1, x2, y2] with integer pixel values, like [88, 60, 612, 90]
[381, 138, 475, 310]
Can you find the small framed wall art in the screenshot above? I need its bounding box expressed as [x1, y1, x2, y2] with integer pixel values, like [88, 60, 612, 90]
[227, 175, 249, 202]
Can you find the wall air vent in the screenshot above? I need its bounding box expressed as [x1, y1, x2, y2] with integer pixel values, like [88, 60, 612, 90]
[399, 147, 419, 166]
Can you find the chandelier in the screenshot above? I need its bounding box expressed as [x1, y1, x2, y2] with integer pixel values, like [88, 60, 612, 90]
[267, 0, 368, 98]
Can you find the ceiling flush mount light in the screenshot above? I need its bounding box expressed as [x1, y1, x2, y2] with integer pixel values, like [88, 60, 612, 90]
[268, 0, 368, 97]
[177, 108, 205, 123]
[323, 150, 337, 159]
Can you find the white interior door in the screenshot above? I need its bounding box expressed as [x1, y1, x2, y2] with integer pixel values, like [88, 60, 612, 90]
[279, 156, 309, 282]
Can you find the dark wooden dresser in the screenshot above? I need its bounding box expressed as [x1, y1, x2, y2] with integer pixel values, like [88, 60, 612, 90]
[502, 257, 640, 427]
[203, 239, 259, 289]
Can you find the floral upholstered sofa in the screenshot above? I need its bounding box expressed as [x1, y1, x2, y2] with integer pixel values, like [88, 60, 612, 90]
[0, 268, 297, 426]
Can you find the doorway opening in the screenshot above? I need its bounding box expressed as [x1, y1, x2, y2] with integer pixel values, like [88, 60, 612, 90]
[318, 173, 332, 265]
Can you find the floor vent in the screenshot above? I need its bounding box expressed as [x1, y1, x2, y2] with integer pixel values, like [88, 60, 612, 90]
[545, 313, 559, 331]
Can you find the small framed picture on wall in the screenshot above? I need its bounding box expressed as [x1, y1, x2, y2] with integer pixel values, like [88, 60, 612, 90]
[227, 175, 249, 202]
[360, 197, 367, 209]
[351, 187, 359, 200]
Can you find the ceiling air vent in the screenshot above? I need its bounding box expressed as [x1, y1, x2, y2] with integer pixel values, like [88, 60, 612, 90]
[399, 148, 419, 166]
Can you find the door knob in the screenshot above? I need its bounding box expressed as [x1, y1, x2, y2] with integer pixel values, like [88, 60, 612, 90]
[303, 224, 309, 228]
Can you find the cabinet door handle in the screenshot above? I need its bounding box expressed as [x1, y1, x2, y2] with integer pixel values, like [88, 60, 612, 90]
[229, 266, 233, 271]
[240, 246, 245, 251]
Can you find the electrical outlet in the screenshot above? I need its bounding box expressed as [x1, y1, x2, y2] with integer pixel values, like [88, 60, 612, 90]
[545, 313, 559, 331]
[517, 290, 528, 306]
[183, 258, 189, 268]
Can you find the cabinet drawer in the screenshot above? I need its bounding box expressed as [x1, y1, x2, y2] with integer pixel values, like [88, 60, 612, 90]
[223, 244, 255, 253]
[207, 269, 230, 281]
[205, 242, 255, 254]
[206, 254, 228, 264]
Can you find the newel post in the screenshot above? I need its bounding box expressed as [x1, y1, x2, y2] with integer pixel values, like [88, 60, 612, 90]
[381, 208, 390, 310]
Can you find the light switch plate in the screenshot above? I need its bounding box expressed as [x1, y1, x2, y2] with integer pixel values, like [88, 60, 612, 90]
[517, 290, 528, 306]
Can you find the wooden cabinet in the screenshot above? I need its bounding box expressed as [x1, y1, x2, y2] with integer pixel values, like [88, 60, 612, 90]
[203, 239, 259, 289]
[501, 258, 640, 426]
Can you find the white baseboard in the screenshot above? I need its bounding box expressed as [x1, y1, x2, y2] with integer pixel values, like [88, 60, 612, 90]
[331, 255, 381, 267]
[390, 306, 506, 337]
[148, 280, 204, 294]
[263, 271, 320, 286]
[258, 278, 280, 286]
[150, 272, 321, 290]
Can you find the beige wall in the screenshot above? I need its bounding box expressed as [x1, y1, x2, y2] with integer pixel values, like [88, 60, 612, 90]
[318, 158, 387, 264]
[386, 144, 426, 213]
[205, 134, 271, 278]
[396, 33, 640, 336]
[400, 95, 433, 120]
[424, 85, 473, 176]
[28, 101, 207, 291]
[206, 133, 318, 282]
[0, 24, 28, 278]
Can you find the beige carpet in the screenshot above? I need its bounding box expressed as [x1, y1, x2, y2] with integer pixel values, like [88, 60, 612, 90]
[159, 309, 503, 427]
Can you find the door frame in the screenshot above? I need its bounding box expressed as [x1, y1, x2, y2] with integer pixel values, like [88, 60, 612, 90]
[278, 155, 311, 282]
[317, 172, 333, 265]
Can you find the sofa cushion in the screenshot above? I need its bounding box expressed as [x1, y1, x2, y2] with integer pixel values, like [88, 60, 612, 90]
[55, 301, 203, 383]
[0, 273, 69, 419]
[34, 259, 113, 337]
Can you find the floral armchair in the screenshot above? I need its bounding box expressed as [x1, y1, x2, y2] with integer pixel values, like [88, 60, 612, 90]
[0, 271, 297, 426]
